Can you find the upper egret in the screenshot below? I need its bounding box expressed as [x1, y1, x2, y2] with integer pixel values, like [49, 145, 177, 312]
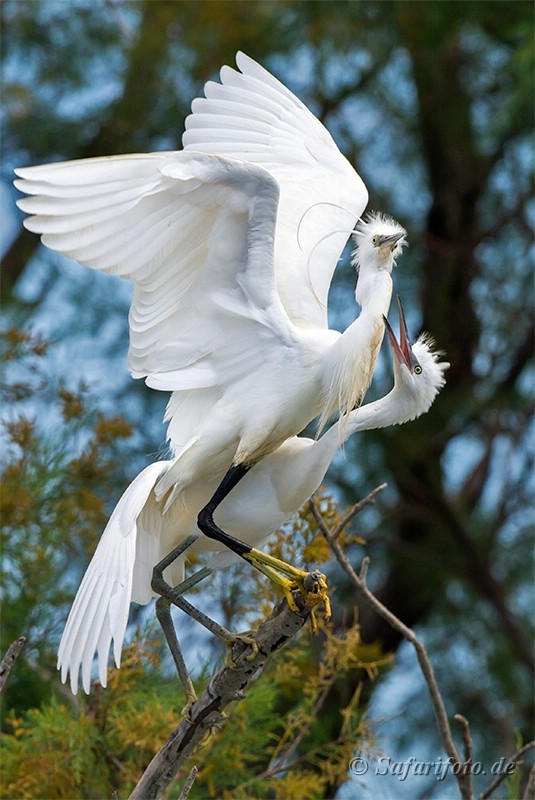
[14, 53, 404, 610]
[57, 301, 448, 694]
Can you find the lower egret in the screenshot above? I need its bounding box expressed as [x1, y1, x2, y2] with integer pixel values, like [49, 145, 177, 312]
[57, 300, 448, 694]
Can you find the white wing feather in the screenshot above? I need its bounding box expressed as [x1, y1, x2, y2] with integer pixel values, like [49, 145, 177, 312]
[57, 461, 170, 694]
[183, 52, 368, 328]
[15, 152, 293, 397]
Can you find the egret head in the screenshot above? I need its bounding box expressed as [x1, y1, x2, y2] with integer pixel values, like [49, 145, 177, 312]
[384, 297, 449, 421]
[352, 212, 407, 273]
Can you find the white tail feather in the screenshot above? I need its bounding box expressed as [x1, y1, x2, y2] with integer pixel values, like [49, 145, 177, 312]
[57, 461, 170, 694]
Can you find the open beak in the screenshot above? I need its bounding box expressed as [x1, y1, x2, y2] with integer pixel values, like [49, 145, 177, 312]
[378, 232, 404, 251]
[383, 296, 421, 373]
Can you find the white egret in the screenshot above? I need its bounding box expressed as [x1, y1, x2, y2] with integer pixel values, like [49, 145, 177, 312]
[57, 301, 448, 694]
[15, 52, 404, 613]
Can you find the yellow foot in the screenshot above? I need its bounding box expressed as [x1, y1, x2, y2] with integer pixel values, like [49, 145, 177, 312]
[243, 548, 331, 621]
[285, 570, 331, 632]
[296, 569, 330, 613]
[181, 690, 198, 721]
[224, 632, 259, 668]
[199, 713, 229, 746]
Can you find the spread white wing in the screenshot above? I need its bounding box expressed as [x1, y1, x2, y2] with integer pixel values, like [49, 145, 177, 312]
[57, 461, 172, 694]
[15, 152, 293, 393]
[183, 52, 368, 328]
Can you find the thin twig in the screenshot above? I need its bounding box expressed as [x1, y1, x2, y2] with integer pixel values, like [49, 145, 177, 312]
[478, 741, 535, 800]
[0, 636, 26, 693]
[177, 766, 199, 800]
[270, 683, 331, 774]
[232, 725, 366, 793]
[522, 763, 535, 800]
[311, 494, 473, 800]
[332, 482, 388, 540]
[313, 483, 387, 542]
[454, 714, 473, 764]
[455, 714, 474, 800]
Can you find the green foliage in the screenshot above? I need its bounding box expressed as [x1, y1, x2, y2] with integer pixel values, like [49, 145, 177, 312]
[1, 329, 378, 798]
[2, 637, 185, 799]
[1, 328, 134, 714]
[184, 613, 386, 799]
[2, 613, 380, 800]
[2, 436, 378, 799]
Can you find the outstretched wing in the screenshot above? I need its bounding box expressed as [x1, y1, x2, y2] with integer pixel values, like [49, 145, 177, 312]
[183, 51, 368, 329]
[15, 152, 293, 394]
[57, 461, 171, 695]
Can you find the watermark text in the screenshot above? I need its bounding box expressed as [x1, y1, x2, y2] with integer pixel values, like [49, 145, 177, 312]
[349, 755, 516, 782]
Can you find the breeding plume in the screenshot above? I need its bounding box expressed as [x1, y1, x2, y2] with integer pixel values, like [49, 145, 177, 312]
[15, 53, 405, 609]
[57, 301, 448, 694]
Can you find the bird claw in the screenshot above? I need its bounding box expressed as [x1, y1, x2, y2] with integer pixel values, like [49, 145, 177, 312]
[181, 691, 198, 721]
[199, 714, 229, 747]
[243, 548, 331, 624]
[285, 569, 331, 628]
[224, 632, 259, 668]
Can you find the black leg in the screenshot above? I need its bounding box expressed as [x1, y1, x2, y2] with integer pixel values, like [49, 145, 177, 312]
[196, 463, 331, 619]
[197, 463, 252, 557]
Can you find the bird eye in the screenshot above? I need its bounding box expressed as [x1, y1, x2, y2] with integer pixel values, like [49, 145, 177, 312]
[372, 235, 379, 246]
[414, 364, 422, 375]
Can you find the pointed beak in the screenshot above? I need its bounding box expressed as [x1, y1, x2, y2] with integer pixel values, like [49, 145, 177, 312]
[377, 232, 404, 251]
[383, 314, 405, 365]
[383, 296, 421, 374]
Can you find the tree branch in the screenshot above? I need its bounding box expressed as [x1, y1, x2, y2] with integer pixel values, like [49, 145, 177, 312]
[0, 636, 26, 693]
[310, 494, 473, 800]
[330, 482, 388, 541]
[522, 764, 535, 800]
[478, 741, 535, 800]
[455, 714, 474, 800]
[177, 765, 198, 800]
[129, 594, 317, 800]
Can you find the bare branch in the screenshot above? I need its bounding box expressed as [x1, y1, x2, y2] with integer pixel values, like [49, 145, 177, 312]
[129, 594, 317, 800]
[311, 494, 473, 800]
[308, 484, 387, 546]
[478, 741, 535, 800]
[455, 714, 474, 799]
[522, 764, 535, 800]
[331, 483, 388, 541]
[0, 636, 26, 693]
[177, 766, 199, 800]
[454, 714, 473, 765]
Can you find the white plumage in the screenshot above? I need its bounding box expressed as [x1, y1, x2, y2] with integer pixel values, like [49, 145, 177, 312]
[57, 315, 448, 694]
[14, 54, 396, 508]
[14, 53, 422, 693]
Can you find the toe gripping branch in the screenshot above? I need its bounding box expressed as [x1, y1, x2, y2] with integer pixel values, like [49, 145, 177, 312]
[242, 548, 331, 630]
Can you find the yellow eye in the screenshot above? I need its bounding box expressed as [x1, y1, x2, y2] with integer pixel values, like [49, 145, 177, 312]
[414, 364, 422, 375]
[372, 235, 379, 245]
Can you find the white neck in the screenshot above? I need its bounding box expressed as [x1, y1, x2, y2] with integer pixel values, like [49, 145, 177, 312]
[314, 383, 400, 464]
[355, 265, 393, 308]
[343, 386, 401, 435]
[318, 270, 392, 432]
